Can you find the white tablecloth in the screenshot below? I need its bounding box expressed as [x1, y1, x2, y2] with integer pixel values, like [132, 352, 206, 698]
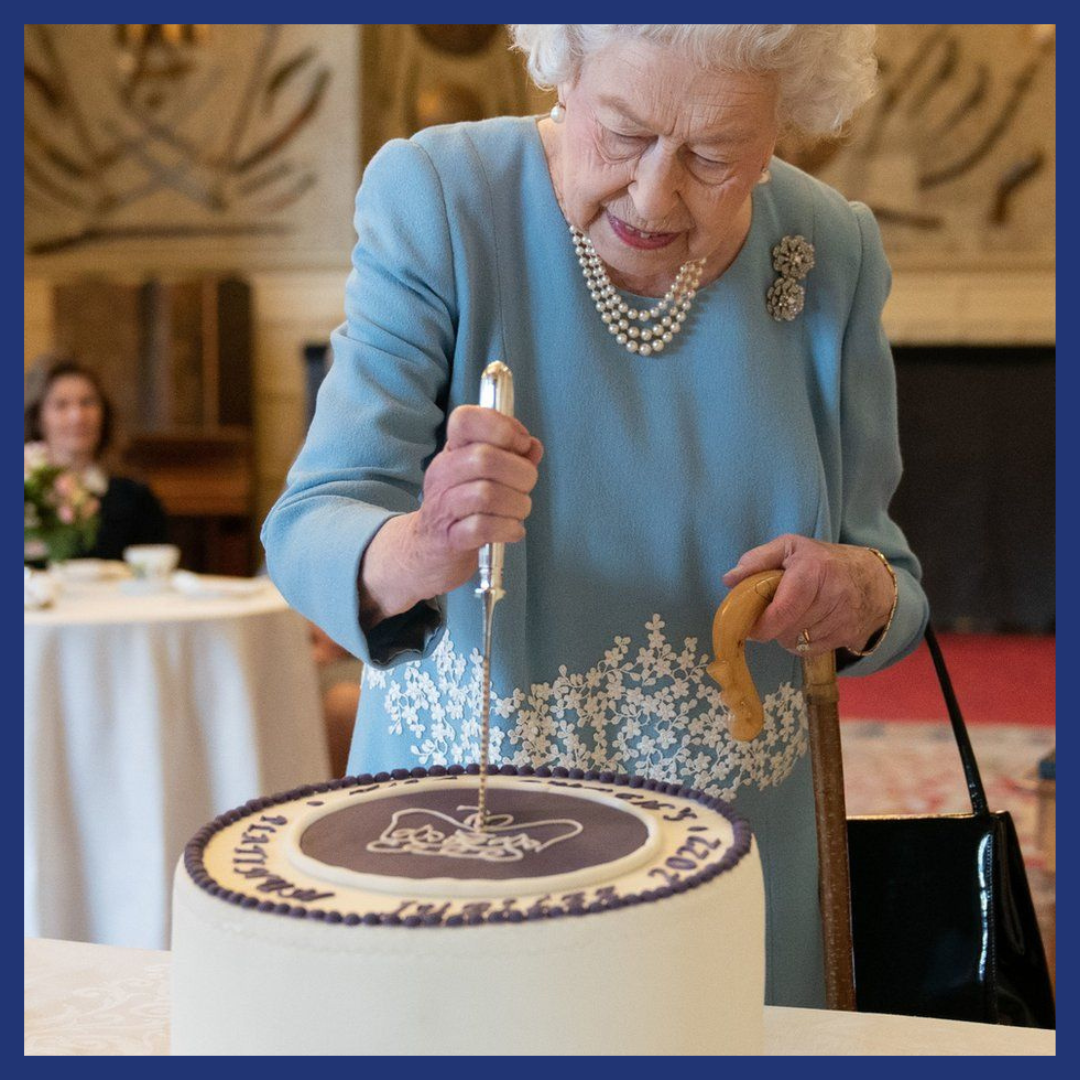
[24, 938, 1055, 1056]
[25, 578, 330, 951]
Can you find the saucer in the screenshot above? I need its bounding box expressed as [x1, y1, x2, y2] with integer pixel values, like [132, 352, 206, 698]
[119, 578, 173, 596]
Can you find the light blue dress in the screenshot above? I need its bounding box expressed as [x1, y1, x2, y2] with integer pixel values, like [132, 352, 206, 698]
[262, 116, 929, 1007]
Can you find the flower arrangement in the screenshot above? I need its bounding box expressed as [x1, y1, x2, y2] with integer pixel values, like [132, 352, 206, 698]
[24, 442, 105, 564]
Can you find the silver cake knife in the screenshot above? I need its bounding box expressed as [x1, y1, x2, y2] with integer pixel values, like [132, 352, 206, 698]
[475, 360, 514, 830]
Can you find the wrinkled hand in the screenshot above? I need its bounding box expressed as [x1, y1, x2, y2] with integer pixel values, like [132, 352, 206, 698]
[360, 405, 543, 624]
[722, 534, 894, 656]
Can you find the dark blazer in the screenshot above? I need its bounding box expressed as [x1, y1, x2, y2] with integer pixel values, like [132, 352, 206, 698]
[87, 477, 169, 560]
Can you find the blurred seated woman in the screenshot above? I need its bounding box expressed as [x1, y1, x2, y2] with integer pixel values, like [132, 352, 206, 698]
[25, 356, 168, 560]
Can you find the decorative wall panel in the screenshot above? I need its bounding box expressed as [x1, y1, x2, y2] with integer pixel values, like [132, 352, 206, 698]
[779, 25, 1055, 271]
[360, 25, 552, 165]
[24, 24, 358, 273]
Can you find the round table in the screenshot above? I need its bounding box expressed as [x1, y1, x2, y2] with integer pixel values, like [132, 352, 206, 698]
[23, 938, 1056, 1056]
[25, 575, 330, 950]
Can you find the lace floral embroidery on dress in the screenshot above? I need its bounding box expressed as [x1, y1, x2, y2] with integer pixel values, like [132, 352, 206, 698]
[362, 615, 808, 800]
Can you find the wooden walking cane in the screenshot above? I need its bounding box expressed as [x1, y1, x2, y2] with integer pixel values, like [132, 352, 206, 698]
[707, 570, 857, 1010]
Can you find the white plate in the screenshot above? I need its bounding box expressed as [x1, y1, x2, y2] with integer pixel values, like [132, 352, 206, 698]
[119, 578, 173, 596]
[98, 560, 132, 581]
[53, 559, 105, 583]
[52, 560, 131, 583]
[170, 571, 269, 599]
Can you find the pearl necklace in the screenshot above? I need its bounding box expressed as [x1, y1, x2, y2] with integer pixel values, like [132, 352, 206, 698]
[571, 224, 706, 357]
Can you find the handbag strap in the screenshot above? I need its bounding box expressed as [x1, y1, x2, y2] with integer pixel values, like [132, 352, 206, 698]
[923, 623, 989, 816]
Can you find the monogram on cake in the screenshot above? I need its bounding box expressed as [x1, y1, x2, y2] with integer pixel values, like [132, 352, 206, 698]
[170, 764, 765, 1055]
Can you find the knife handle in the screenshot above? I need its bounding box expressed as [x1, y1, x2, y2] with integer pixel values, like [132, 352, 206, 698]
[477, 361, 514, 597]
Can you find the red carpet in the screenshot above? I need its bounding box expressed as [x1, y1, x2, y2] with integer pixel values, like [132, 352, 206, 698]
[839, 633, 1056, 727]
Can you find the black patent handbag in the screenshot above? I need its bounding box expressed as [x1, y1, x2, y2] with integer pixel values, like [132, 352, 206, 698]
[846, 625, 1056, 1028]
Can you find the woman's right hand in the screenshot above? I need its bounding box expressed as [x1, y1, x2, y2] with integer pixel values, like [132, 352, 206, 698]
[359, 405, 543, 626]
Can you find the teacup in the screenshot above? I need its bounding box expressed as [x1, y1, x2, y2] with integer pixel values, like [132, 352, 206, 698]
[24, 567, 60, 610]
[123, 544, 181, 581]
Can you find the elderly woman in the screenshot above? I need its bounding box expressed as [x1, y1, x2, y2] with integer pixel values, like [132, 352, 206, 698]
[263, 24, 929, 1007]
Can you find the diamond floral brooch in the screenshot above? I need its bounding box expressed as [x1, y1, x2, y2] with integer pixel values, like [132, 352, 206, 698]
[766, 235, 816, 321]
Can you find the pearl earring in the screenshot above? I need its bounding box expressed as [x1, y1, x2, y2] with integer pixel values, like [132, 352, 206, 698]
[757, 165, 772, 185]
[550, 101, 566, 124]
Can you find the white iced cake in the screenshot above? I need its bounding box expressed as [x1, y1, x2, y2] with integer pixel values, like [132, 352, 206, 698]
[171, 764, 764, 1055]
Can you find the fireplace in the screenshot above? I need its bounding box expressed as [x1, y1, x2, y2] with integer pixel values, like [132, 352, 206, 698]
[890, 345, 1055, 633]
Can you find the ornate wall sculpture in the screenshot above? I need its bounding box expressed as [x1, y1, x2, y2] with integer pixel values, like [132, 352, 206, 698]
[778, 24, 1055, 271]
[360, 25, 552, 165]
[24, 24, 358, 273]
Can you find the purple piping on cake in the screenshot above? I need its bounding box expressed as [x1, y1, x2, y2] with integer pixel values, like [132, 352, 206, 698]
[182, 764, 754, 929]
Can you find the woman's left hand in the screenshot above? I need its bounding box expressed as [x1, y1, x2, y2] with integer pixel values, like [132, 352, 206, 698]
[722, 534, 895, 656]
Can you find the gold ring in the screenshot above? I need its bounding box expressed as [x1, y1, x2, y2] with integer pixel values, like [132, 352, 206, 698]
[796, 628, 812, 653]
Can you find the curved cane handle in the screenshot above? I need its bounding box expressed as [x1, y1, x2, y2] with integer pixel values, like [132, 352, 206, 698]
[706, 570, 783, 741]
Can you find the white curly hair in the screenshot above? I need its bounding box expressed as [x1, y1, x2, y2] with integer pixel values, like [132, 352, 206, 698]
[507, 25, 877, 136]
